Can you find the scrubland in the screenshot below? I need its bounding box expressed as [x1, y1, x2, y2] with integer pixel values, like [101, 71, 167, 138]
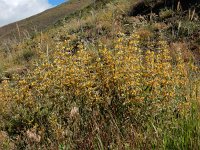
[0, 0, 200, 149]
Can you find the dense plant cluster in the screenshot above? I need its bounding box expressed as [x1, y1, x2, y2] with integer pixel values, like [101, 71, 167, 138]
[0, 33, 199, 149]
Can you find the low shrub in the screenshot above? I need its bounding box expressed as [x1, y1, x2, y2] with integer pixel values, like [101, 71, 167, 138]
[0, 33, 199, 149]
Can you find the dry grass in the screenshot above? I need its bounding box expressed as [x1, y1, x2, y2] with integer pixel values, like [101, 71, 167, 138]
[0, 0, 200, 149]
[0, 32, 199, 149]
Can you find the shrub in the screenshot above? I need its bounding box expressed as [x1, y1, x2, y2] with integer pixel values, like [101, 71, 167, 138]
[0, 32, 199, 149]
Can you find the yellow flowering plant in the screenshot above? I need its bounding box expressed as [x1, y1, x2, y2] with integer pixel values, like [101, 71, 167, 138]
[0, 32, 198, 149]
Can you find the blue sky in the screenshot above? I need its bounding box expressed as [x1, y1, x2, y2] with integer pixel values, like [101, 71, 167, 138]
[48, 0, 66, 6]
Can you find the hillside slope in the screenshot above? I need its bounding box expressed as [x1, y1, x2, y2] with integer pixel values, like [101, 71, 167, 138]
[0, 0, 93, 41]
[0, 0, 200, 149]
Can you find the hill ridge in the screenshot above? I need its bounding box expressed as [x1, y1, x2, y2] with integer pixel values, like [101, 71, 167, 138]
[0, 0, 93, 41]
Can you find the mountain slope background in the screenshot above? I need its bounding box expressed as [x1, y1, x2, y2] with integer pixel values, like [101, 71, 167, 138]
[0, 0, 200, 149]
[0, 0, 93, 41]
[1, 0, 200, 76]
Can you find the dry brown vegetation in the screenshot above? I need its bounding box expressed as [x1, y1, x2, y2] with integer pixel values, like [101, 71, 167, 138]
[0, 0, 200, 149]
